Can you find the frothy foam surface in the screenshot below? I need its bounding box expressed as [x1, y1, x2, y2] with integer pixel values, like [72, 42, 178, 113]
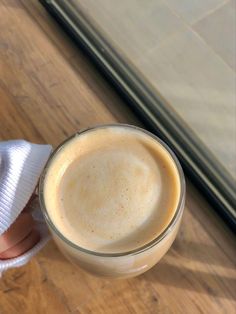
[44, 126, 180, 253]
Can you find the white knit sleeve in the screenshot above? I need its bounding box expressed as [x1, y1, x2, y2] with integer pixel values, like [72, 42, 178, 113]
[0, 140, 52, 274]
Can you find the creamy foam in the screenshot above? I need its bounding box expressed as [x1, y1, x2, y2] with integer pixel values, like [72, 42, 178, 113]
[44, 126, 180, 253]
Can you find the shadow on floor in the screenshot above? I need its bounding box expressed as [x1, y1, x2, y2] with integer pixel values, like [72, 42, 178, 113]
[172, 240, 235, 268]
[141, 260, 236, 300]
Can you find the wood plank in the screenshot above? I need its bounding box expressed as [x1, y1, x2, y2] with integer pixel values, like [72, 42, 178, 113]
[20, 0, 141, 129]
[186, 181, 236, 263]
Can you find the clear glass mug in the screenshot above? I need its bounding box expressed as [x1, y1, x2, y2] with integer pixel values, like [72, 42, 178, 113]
[39, 124, 185, 279]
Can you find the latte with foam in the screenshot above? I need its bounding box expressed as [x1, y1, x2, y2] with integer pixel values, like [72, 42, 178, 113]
[41, 125, 185, 278]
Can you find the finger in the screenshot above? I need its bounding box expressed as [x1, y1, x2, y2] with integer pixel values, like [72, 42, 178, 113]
[0, 229, 40, 259]
[0, 213, 34, 253]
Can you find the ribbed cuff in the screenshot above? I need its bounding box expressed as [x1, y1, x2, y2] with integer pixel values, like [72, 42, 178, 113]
[0, 140, 52, 235]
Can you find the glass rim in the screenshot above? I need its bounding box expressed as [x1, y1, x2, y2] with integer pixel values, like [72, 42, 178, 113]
[39, 123, 185, 257]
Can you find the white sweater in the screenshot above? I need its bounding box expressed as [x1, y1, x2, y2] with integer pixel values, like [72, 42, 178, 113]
[0, 140, 52, 274]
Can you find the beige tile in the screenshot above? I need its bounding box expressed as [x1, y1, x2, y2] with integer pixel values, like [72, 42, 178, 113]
[78, 0, 185, 63]
[137, 29, 236, 177]
[193, 0, 236, 71]
[164, 0, 225, 24]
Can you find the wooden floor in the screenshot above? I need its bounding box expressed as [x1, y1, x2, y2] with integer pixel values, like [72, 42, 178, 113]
[0, 1, 235, 313]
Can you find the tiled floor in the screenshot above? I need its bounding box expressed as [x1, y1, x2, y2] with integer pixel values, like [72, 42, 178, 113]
[78, 0, 236, 177]
[79, 0, 186, 63]
[139, 29, 236, 174]
[193, 0, 236, 71]
[164, 0, 226, 24]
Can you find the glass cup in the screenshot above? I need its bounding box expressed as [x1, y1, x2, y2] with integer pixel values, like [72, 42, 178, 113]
[39, 124, 185, 279]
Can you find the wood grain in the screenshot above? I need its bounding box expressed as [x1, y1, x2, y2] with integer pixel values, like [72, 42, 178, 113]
[0, 1, 235, 313]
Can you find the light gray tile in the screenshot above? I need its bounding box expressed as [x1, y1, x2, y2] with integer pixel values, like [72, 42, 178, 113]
[193, 0, 236, 71]
[76, 0, 236, 176]
[164, 0, 225, 24]
[137, 30, 236, 177]
[78, 0, 185, 62]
